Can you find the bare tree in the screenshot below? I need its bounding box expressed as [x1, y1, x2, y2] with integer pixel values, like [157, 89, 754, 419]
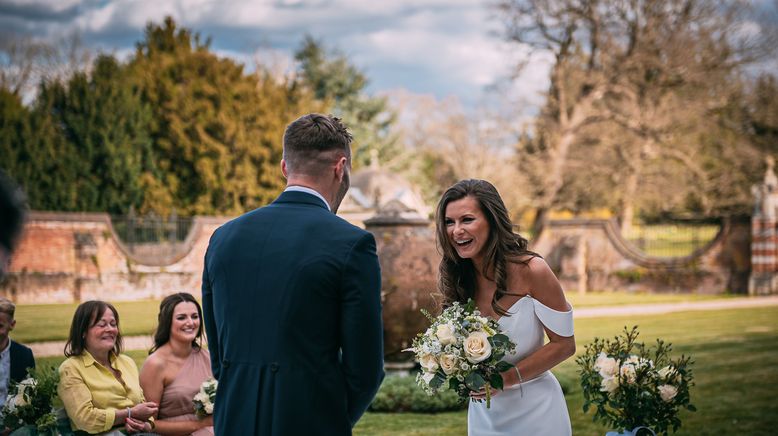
[497, 0, 776, 232]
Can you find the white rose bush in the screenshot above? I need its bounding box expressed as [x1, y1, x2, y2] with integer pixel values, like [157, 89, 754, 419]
[0, 365, 60, 435]
[577, 326, 695, 435]
[405, 300, 516, 408]
[193, 378, 218, 419]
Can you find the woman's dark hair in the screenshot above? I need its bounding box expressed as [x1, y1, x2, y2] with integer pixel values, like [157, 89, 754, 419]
[150, 292, 204, 354]
[435, 179, 538, 317]
[64, 300, 123, 357]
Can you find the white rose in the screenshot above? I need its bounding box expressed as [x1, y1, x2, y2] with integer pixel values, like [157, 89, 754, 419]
[436, 323, 457, 345]
[204, 403, 214, 414]
[194, 392, 209, 403]
[463, 331, 492, 363]
[14, 393, 28, 407]
[419, 353, 439, 373]
[658, 384, 678, 402]
[658, 366, 673, 380]
[600, 376, 620, 394]
[439, 354, 459, 375]
[620, 363, 637, 384]
[594, 352, 619, 378]
[421, 371, 436, 385]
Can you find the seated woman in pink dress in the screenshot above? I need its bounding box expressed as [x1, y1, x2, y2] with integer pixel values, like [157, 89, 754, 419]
[140, 293, 214, 435]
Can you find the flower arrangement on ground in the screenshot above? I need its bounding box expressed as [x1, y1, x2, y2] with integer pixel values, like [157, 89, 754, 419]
[193, 378, 217, 419]
[405, 300, 516, 408]
[577, 326, 695, 435]
[1, 365, 60, 435]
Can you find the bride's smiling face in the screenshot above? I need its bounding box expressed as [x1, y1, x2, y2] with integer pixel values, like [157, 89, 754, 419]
[445, 195, 490, 262]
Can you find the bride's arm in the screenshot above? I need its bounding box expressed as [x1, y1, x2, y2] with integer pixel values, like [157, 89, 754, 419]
[502, 257, 575, 387]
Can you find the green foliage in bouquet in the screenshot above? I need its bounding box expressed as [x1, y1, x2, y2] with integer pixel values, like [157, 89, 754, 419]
[0, 365, 60, 435]
[369, 375, 466, 413]
[406, 299, 517, 408]
[577, 326, 695, 435]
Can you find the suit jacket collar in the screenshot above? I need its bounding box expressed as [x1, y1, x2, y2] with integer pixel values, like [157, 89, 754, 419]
[273, 190, 330, 211]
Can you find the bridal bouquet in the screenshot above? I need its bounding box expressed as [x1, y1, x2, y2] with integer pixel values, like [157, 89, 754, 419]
[577, 326, 695, 435]
[405, 300, 516, 408]
[1, 365, 60, 435]
[193, 378, 218, 418]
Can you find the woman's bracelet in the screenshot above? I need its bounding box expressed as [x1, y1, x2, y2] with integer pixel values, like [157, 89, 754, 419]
[126, 407, 131, 420]
[513, 366, 524, 397]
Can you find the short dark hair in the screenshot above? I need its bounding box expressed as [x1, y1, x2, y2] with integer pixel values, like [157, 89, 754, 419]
[0, 170, 26, 253]
[283, 113, 353, 176]
[64, 300, 123, 358]
[150, 292, 204, 354]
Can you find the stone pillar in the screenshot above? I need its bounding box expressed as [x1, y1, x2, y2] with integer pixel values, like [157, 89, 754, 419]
[749, 157, 778, 295]
[364, 200, 439, 369]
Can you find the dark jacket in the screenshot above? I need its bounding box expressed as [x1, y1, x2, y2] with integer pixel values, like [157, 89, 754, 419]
[10, 340, 35, 383]
[202, 191, 384, 435]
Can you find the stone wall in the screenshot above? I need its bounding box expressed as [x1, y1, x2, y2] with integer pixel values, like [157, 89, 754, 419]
[1, 212, 229, 303]
[532, 218, 751, 294]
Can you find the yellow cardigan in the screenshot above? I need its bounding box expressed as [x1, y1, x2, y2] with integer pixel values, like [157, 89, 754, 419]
[58, 351, 146, 434]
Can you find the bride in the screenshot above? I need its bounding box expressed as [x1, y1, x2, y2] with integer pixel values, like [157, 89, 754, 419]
[435, 179, 576, 435]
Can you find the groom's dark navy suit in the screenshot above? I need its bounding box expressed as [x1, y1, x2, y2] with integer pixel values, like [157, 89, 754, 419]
[202, 190, 384, 435]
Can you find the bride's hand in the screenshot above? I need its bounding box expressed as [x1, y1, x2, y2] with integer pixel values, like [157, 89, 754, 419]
[469, 385, 502, 401]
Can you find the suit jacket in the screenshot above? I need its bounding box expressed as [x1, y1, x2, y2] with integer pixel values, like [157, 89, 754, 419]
[202, 191, 384, 436]
[10, 340, 35, 383]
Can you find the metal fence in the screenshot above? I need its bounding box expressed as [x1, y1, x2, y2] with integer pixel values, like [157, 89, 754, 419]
[621, 222, 721, 258]
[111, 210, 194, 248]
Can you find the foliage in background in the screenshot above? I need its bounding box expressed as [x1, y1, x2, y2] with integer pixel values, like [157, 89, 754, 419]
[294, 35, 400, 170]
[369, 375, 466, 413]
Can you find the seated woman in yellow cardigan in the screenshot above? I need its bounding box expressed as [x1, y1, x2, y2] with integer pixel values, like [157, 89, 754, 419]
[58, 301, 158, 435]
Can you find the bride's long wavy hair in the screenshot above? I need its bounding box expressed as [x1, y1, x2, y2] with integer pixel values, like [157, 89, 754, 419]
[435, 179, 538, 317]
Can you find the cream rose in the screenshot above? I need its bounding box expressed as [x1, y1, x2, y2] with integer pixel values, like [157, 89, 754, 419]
[658, 384, 678, 402]
[419, 353, 439, 372]
[594, 352, 619, 378]
[439, 354, 459, 375]
[204, 403, 214, 414]
[600, 375, 620, 394]
[421, 371, 436, 385]
[436, 323, 457, 345]
[463, 331, 492, 363]
[620, 363, 637, 384]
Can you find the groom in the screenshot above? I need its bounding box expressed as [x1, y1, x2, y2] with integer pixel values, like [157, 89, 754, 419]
[202, 114, 384, 435]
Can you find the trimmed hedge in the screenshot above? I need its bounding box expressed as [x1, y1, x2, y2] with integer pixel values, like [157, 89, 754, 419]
[369, 375, 467, 413]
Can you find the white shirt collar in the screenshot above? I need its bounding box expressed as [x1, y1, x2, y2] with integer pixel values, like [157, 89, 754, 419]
[284, 186, 330, 211]
[0, 339, 10, 356]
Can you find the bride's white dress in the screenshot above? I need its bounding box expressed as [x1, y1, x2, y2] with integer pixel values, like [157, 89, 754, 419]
[468, 294, 574, 435]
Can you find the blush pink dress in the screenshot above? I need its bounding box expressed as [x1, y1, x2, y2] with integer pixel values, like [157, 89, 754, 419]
[157, 348, 214, 436]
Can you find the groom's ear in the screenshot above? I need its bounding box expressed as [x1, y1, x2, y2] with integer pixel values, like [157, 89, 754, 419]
[334, 156, 347, 181]
[281, 159, 289, 179]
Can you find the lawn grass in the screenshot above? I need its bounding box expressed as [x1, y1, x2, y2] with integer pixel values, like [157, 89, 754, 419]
[13, 292, 742, 344]
[14, 300, 162, 343]
[353, 306, 778, 435]
[19, 298, 778, 435]
[565, 291, 736, 308]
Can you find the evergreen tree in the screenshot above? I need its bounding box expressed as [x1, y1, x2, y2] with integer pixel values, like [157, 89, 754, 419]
[129, 17, 321, 215]
[294, 35, 399, 169]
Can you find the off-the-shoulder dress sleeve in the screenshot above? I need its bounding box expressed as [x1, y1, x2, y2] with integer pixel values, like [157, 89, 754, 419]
[532, 297, 574, 337]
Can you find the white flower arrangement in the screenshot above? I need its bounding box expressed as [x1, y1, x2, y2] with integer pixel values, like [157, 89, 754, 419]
[578, 326, 695, 434]
[404, 300, 516, 408]
[193, 378, 218, 418]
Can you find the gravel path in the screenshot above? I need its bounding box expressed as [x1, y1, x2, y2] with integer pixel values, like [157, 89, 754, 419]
[28, 296, 778, 357]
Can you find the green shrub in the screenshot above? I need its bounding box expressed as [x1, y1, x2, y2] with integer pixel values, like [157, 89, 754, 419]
[370, 374, 466, 413]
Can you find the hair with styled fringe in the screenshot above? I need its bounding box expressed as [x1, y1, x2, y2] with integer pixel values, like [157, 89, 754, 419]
[149, 292, 204, 354]
[64, 300, 123, 358]
[435, 179, 538, 317]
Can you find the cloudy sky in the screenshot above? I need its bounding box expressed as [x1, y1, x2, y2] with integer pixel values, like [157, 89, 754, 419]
[0, 0, 553, 112]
